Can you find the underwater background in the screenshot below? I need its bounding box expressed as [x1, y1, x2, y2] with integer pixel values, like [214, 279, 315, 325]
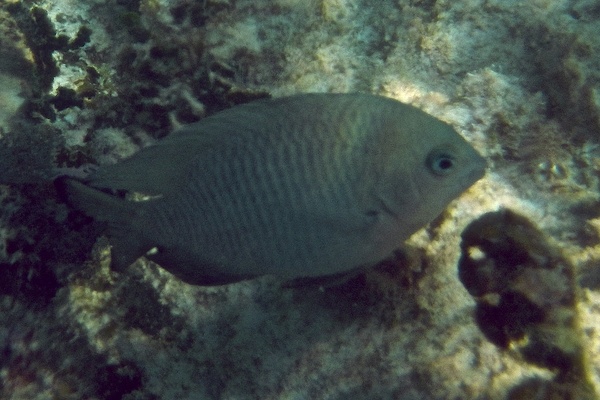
[0, 0, 599, 398]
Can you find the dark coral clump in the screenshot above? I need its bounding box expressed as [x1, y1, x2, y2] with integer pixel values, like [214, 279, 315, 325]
[458, 209, 595, 396]
[5, 4, 67, 91]
[458, 209, 576, 351]
[0, 183, 99, 308]
[3, 3, 95, 121]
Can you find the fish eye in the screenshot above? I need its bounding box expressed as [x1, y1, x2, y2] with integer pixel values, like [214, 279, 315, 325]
[427, 151, 456, 176]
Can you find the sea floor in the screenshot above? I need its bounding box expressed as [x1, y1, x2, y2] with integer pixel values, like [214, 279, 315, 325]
[0, 1, 599, 399]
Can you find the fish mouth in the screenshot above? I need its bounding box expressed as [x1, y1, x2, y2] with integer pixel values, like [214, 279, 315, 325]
[458, 156, 486, 193]
[472, 156, 488, 181]
[469, 162, 487, 182]
[466, 152, 487, 182]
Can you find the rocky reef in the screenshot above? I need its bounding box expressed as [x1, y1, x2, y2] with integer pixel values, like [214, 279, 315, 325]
[0, 0, 599, 398]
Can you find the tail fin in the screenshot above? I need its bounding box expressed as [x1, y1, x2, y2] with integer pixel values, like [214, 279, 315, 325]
[55, 177, 149, 271]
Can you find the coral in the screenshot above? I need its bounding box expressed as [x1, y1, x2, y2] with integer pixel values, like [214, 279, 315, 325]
[459, 209, 597, 398]
[1, 0, 600, 398]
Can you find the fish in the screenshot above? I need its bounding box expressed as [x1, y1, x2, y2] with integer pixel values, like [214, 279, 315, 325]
[57, 93, 486, 286]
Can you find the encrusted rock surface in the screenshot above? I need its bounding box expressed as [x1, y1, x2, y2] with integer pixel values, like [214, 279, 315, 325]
[0, 1, 599, 398]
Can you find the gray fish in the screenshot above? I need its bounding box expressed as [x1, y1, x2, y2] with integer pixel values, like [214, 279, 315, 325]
[59, 93, 486, 286]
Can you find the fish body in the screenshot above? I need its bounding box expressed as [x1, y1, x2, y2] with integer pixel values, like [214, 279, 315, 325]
[60, 93, 486, 285]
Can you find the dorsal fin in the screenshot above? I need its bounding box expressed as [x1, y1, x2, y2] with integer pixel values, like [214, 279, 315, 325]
[87, 125, 219, 195]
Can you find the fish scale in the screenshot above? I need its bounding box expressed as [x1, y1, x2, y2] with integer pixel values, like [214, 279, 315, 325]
[240, 136, 313, 268]
[59, 93, 486, 286]
[188, 124, 337, 272]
